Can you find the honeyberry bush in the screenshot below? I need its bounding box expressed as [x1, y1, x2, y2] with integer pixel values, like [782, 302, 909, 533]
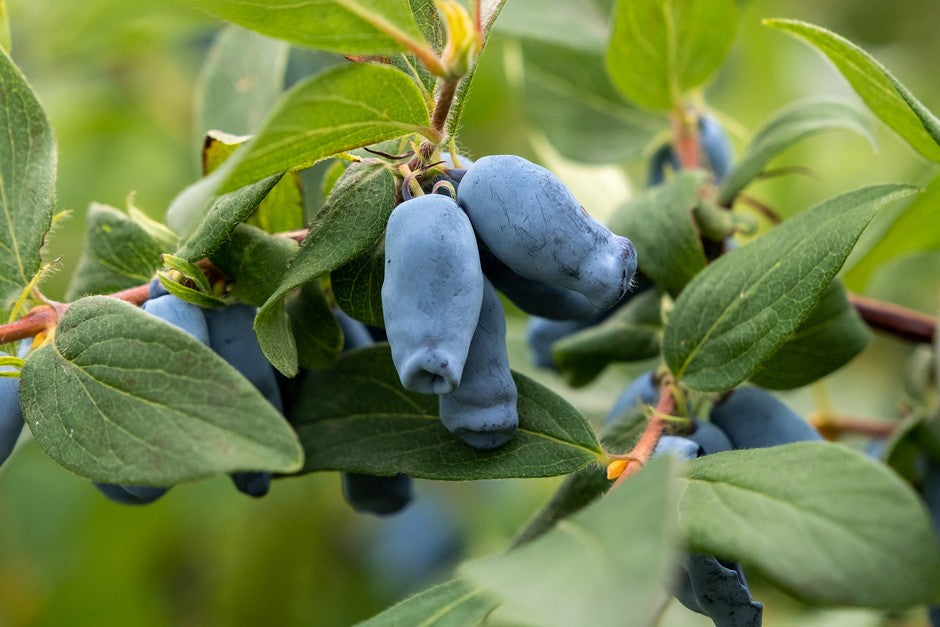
[1, 0, 940, 625]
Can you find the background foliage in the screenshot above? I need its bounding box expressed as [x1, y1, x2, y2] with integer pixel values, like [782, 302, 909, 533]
[1, 0, 939, 624]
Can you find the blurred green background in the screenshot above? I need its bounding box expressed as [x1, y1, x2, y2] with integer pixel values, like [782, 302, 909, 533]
[1, 0, 939, 625]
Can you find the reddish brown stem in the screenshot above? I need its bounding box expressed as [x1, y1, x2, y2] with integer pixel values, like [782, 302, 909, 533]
[813, 414, 898, 440]
[610, 380, 676, 487]
[735, 194, 783, 224]
[849, 292, 935, 344]
[406, 79, 460, 173]
[670, 111, 700, 171]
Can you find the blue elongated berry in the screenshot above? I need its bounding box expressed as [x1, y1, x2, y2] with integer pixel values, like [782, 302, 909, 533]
[93, 483, 168, 505]
[333, 309, 414, 514]
[382, 194, 484, 395]
[479, 245, 597, 321]
[653, 435, 699, 461]
[439, 279, 518, 450]
[604, 371, 658, 427]
[647, 143, 680, 187]
[927, 463, 940, 626]
[687, 419, 733, 456]
[147, 277, 169, 299]
[142, 293, 210, 346]
[675, 555, 763, 626]
[230, 472, 272, 498]
[205, 304, 282, 498]
[699, 115, 733, 183]
[645, 115, 732, 186]
[458, 155, 637, 311]
[206, 304, 282, 410]
[335, 308, 374, 351]
[365, 493, 463, 592]
[0, 341, 30, 467]
[342, 473, 413, 516]
[96, 297, 207, 504]
[526, 274, 654, 370]
[710, 387, 821, 448]
[526, 317, 588, 369]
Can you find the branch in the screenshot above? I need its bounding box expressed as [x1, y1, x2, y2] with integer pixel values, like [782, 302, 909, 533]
[811, 411, 898, 440]
[607, 378, 675, 487]
[670, 110, 700, 170]
[849, 292, 936, 344]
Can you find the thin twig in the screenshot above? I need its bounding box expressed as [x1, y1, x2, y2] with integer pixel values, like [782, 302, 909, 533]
[811, 412, 898, 440]
[735, 194, 783, 224]
[608, 379, 676, 488]
[848, 292, 935, 344]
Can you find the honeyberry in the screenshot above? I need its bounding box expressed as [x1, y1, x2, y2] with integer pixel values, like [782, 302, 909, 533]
[382, 194, 483, 395]
[439, 279, 518, 450]
[458, 155, 637, 311]
[710, 387, 822, 448]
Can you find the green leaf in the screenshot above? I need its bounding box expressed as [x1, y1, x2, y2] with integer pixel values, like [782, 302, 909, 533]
[202, 131, 305, 234]
[462, 456, 678, 627]
[512, 408, 650, 548]
[167, 63, 430, 242]
[188, 0, 426, 56]
[285, 282, 342, 370]
[0, 47, 56, 317]
[749, 280, 870, 389]
[845, 172, 940, 290]
[357, 579, 497, 627]
[195, 26, 289, 143]
[408, 0, 443, 52]
[519, 40, 663, 164]
[766, 19, 940, 162]
[605, 0, 738, 111]
[66, 204, 164, 300]
[331, 238, 386, 328]
[288, 345, 604, 479]
[161, 254, 213, 294]
[663, 184, 917, 391]
[155, 273, 227, 308]
[609, 171, 708, 295]
[19, 297, 304, 484]
[174, 173, 284, 262]
[553, 288, 663, 388]
[679, 443, 940, 607]
[256, 161, 396, 375]
[208, 223, 299, 307]
[221, 63, 432, 192]
[719, 98, 877, 204]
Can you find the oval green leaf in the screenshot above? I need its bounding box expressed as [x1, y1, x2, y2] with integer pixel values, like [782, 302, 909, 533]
[605, 0, 738, 111]
[766, 19, 940, 162]
[19, 297, 304, 484]
[167, 62, 431, 243]
[749, 280, 870, 390]
[462, 456, 679, 627]
[0, 47, 56, 317]
[188, 0, 426, 57]
[195, 25, 289, 143]
[609, 171, 708, 295]
[287, 345, 604, 480]
[663, 184, 917, 391]
[719, 98, 876, 204]
[679, 443, 940, 607]
[256, 160, 396, 375]
[356, 579, 498, 627]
